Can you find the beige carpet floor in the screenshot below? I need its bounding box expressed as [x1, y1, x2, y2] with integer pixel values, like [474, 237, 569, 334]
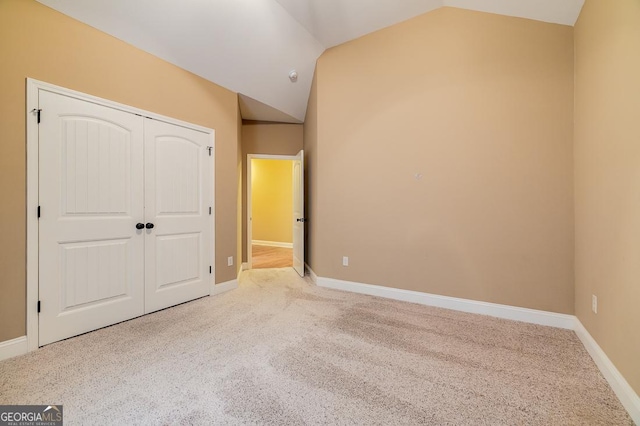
[0, 268, 632, 425]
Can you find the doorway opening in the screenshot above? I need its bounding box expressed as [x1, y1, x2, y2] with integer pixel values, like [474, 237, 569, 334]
[247, 152, 304, 276]
[251, 158, 293, 268]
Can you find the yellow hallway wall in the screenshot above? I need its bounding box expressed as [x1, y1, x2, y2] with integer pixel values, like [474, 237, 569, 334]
[574, 0, 640, 394]
[0, 0, 239, 342]
[251, 160, 294, 244]
[310, 7, 575, 314]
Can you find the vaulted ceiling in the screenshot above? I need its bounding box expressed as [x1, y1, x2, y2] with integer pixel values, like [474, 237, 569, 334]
[36, 0, 585, 123]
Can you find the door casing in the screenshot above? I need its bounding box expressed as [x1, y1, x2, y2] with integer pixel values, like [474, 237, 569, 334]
[246, 154, 299, 270]
[26, 78, 215, 351]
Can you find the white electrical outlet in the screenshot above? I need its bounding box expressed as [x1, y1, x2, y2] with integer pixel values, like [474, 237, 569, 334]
[227, 256, 234, 267]
[342, 256, 349, 267]
[592, 295, 598, 314]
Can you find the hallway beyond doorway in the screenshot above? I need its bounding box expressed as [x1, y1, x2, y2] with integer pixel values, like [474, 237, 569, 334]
[251, 244, 293, 269]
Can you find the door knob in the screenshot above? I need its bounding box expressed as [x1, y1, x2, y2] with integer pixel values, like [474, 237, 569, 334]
[136, 223, 145, 230]
[145, 223, 155, 229]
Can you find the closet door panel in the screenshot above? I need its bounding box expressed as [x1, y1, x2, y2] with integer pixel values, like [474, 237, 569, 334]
[144, 118, 212, 313]
[38, 90, 145, 346]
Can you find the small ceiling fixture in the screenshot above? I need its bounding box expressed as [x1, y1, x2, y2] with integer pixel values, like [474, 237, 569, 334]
[289, 70, 298, 83]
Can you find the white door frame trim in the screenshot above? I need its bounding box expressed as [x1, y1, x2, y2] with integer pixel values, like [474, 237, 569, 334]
[26, 78, 215, 352]
[246, 154, 297, 270]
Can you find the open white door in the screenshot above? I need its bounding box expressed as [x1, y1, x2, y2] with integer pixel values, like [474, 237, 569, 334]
[292, 150, 305, 277]
[38, 91, 145, 346]
[143, 118, 213, 313]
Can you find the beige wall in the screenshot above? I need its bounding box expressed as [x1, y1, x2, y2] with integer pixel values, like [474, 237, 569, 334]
[251, 160, 294, 243]
[0, 0, 239, 341]
[574, 0, 640, 394]
[241, 124, 303, 261]
[308, 7, 575, 313]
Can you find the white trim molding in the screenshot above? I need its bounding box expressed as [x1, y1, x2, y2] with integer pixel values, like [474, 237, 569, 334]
[311, 273, 639, 421]
[212, 279, 238, 296]
[251, 240, 293, 249]
[316, 276, 576, 329]
[26, 78, 216, 351]
[0, 336, 28, 361]
[26, 79, 40, 352]
[246, 153, 298, 270]
[305, 263, 318, 284]
[574, 320, 640, 423]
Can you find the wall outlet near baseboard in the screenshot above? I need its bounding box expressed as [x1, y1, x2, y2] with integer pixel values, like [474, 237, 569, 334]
[227, 256, 234, 267]
[592, 294, 598, 314]
[342, 256, 349, 267]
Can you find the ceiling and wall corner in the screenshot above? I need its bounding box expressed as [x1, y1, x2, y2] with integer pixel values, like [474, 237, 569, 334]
[239, 94, 302, 124]
[34, 0, 325, 122]
[35, 0, 585, 122]
[275, 0, 584, 49]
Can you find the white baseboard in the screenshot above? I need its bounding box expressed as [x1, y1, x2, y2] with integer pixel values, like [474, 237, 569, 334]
[305, 263, 318, 284]
[0, 336, 28, 361]
[211, 279, 238, 296]
[252, 240, 293, 249]
[237, 263, 246, 281]
[312, 274, 638, 421]
[316, 276, 576, 329]
[574, 320, 640, 423]
[242, 262, 249, 271]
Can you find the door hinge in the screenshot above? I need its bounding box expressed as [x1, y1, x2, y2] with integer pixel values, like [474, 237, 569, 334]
[32, 108, 42, 124]
[37, 206, 41, 219]
[37, 301, 41, 313]
[209, 266, 212, 274]
[207, 146, 213, 156]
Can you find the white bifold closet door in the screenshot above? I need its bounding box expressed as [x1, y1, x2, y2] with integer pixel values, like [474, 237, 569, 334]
[143, 118, 212, 314]
[38, 90, 212, 346]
